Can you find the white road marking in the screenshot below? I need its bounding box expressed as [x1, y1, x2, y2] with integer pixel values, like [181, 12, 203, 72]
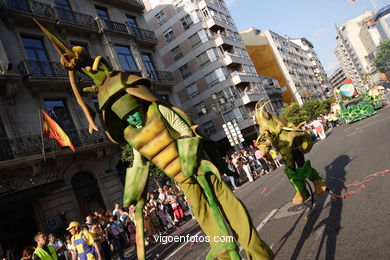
[239, 208, 278, 252]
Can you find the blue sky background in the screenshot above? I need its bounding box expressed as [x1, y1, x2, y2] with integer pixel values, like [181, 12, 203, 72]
[226, 0, 389, 76]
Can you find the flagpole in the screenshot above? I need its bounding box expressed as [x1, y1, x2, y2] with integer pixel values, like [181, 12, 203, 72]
[38, 108, 47, 178]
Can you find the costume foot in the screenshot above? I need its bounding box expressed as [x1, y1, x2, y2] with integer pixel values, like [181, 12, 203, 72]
[313, 179, 326, 196]
[292, 189, 310, 204]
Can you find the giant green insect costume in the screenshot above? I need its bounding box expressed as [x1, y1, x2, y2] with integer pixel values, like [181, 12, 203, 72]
[255, 100, 327, 204]
[35, 20, 274, 260]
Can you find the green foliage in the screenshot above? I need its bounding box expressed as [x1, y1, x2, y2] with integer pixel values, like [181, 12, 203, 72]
[282, 98, 335, 124]
[282, 103, 307, 124]
[302, 99, 327, 119]
[322, 97, 336, 112]
[374, 39, 390, 73]
[121, 143, 165, 178]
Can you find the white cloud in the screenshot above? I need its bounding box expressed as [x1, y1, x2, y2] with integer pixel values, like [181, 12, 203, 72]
[324, 60, 340, 76]
[314, 27, 327, 38]
[225, 0, 239, 8]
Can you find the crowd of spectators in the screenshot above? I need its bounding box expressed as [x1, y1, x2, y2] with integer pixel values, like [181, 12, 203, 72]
[11, 181, 193, 260]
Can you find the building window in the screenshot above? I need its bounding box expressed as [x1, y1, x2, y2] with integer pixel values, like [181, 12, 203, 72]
[171, 46, 183, 60]
[126, 16, 140, 36]
[195, 102, 206, 116]
[155, 10, 167, 25]
[44, 100, 76, 131]
[178, 64, 191, 79]
[205, 67, 227, 87]
[188, 29, 209, 49]
[163, 28, 175, 43]
[186, 83, 199, 98]
[202, 121, 217, 136]
[196, 48, 218, 67]
[95, 6, 109, 19]
[142, 54, 158, 80]
[115, 45, 138, 71]
[180, 14, 193, 30]
[22, 36, 53, 76]
[55, 0, 74, 22]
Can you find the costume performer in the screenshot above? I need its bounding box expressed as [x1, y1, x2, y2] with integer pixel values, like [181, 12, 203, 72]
[255, 100, 327, 204]
[35, 20, 274, 260]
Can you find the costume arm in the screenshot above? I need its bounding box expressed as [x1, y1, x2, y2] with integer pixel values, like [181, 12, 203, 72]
[158, 105, 193, 137]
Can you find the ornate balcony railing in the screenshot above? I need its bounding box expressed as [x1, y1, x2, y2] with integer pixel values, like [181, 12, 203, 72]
[96, 17, 127, 34]
[126, 23, 157, 43]
[18, 60, 67, 78]
[18, 60, 91, 83]
[1, 0, 97, 29]
[147, 70, 174, 83]
[54, 7, 97, 29]
[0, 127, 110, 162]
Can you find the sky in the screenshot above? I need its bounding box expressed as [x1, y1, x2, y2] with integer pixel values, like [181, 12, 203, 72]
[225, 0, 389, 76]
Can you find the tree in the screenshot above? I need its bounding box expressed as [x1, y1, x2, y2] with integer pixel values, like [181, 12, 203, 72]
[374, 39, 390, 73]
[322, 97, 336, 112]
[282, 103, 307, 124]
[121, 143, 165, 188]
[301, 99, 328, 119]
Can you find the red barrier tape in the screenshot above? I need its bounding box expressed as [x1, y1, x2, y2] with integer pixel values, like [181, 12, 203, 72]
[329, 169, 389, 199]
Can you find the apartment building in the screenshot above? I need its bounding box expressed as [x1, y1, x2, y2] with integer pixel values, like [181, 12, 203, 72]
[289, 37, 327, 100]
[334, 9, 389, 89]
[0, 0, 174, 256]
[329, 67, 347, 89]
[142, 0, 274, 148]
[240, 28, 324, 106]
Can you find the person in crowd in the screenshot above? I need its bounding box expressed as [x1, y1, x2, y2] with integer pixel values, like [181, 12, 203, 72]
[145, 202, 165, 235]
[47, 234, 66, 260]
[66, 221, 102, 260]
[231, 152, 246, 184]
[311, 118, 326, 140]
[112, 203, 121, 219]
[85, 216, 92, 232]
[143, 209, 156, 245]
[32, 232, 57, 260]
[106, 217, 125, 260]
[89, 218, 110, 260]
[158, 188, 174, 221]
[239, 152, 254, 182]
[255, 147, 270, 175]
[224, 156, 238, 190]
[167, 191, 184, 224]
[156, 200, 176, 230]
[64, 236, 73, 260]
[269, 149, 282, 168]
[21, 246, 34, 260]
[126, 219, 137, 245]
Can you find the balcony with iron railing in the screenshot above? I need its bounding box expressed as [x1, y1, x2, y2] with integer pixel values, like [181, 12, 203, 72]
[147, 70, 174, 83]
[96, 17, 128, 34]
[0, 0, 97, 30]
[126, 23, 158, 45]
[18, 60, 92, 86]
[0, 127, 110, 162]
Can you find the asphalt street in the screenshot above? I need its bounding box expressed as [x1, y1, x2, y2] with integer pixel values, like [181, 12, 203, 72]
[127, 101, 390, 260]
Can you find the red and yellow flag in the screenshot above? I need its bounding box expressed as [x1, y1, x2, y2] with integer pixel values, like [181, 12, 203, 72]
[41, 109, 75, 151]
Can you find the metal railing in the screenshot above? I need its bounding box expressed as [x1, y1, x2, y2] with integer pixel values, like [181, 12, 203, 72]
[126, 23, 157, 43]
[96, 17, 128, 34]
[18, 60, 91, 83]
[147, 70, 174, 83]
[1, 0, 97, 29]
[0, 127, 110, 162]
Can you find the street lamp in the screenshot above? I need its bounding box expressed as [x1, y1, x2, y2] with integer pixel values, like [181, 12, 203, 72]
[210, 93, 242, 152]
